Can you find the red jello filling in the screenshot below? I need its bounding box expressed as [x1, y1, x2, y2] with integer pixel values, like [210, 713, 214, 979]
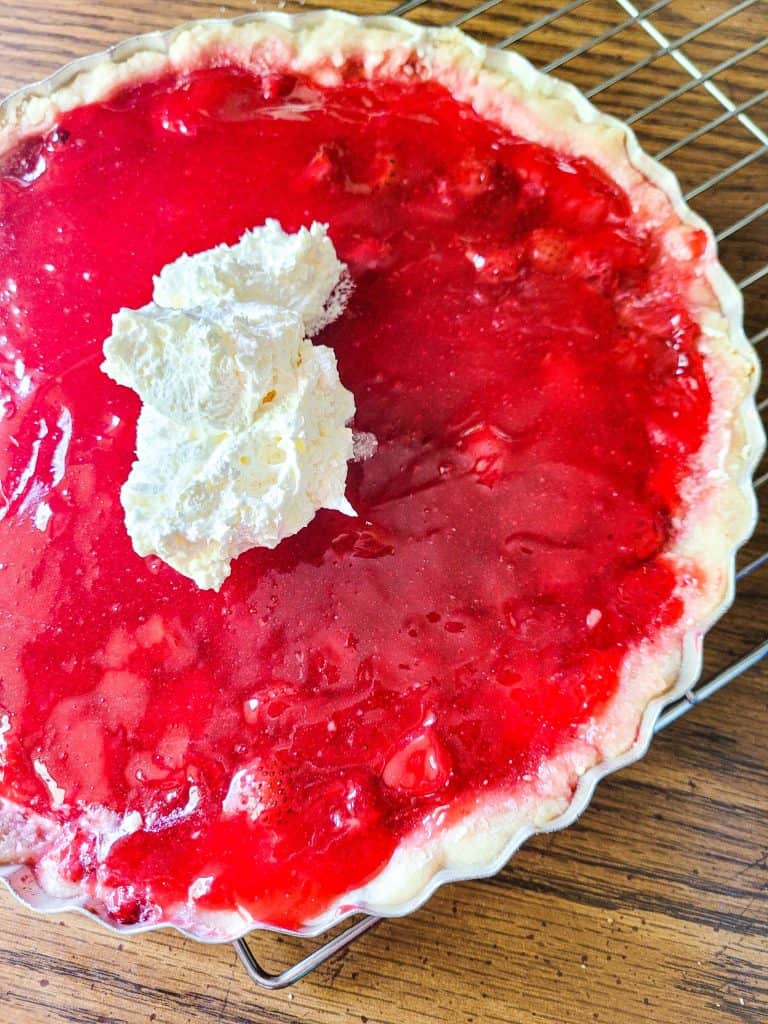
[0, 66, 711, 929]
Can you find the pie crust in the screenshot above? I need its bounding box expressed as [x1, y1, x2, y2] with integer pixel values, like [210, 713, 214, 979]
[0, 11, 762, 941]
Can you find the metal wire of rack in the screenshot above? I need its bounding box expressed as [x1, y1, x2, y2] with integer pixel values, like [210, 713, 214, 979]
[231, 0, 768, 988]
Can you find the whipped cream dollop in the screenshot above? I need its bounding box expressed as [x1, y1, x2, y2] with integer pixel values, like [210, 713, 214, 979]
[101, 221, 356, 591]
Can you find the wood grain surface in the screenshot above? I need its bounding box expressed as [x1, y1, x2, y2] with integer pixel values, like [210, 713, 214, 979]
[0, 2, 766, 1022]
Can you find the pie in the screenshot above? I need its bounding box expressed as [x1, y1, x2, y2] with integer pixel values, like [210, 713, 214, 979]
[0, 12, 760, 940]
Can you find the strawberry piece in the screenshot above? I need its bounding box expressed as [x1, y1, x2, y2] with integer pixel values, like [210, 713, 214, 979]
[154, 87, 203, 137]
[98, 626, 138, 669]
[687, 228, 708, 259]
[343, 236, 394, 273]
[44, 710, 109, 804]
[466, 245, 524, 284]
[97, 670, 148, 731]
[242, 681, 296, 725]
[548, 158, 627, 228]
[526, 227, 574, 274]
[572, 228, 650, 289]
[320, 772, 383, 834]
[125, 750, 171, 785]
[260, 72, 297, 101]
[331, 526, 395, 559]
[105, 887, 146, 925]
[304, 141, 346, 185]
[454, 152, 499, 198]
[153, 70, 264, 136]
[55, 823, 96, 884]
[223, 759, 280, 821]
[382, 728, 452, 796]
[0, 136, 46, 182]
[133, 616, 197, 673]
[156, 724, 190, 771]
[135, 614, 165, 648]
[456, 420, 515, 488]
[367, 151, 399, 191]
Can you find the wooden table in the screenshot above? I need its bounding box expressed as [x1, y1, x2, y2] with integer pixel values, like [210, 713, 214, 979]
[0, 2, 766, 1021]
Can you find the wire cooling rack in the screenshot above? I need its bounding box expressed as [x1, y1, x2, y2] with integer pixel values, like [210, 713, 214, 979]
[231, 0, 768, 988]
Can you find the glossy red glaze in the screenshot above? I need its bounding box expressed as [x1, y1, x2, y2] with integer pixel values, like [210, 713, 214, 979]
[0, 67, 711, 929]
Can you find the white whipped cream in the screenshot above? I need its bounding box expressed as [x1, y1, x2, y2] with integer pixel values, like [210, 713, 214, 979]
[101, 221, 356, 591]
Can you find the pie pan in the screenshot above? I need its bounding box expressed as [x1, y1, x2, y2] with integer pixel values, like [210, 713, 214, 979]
[0, 9, 763, 943]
